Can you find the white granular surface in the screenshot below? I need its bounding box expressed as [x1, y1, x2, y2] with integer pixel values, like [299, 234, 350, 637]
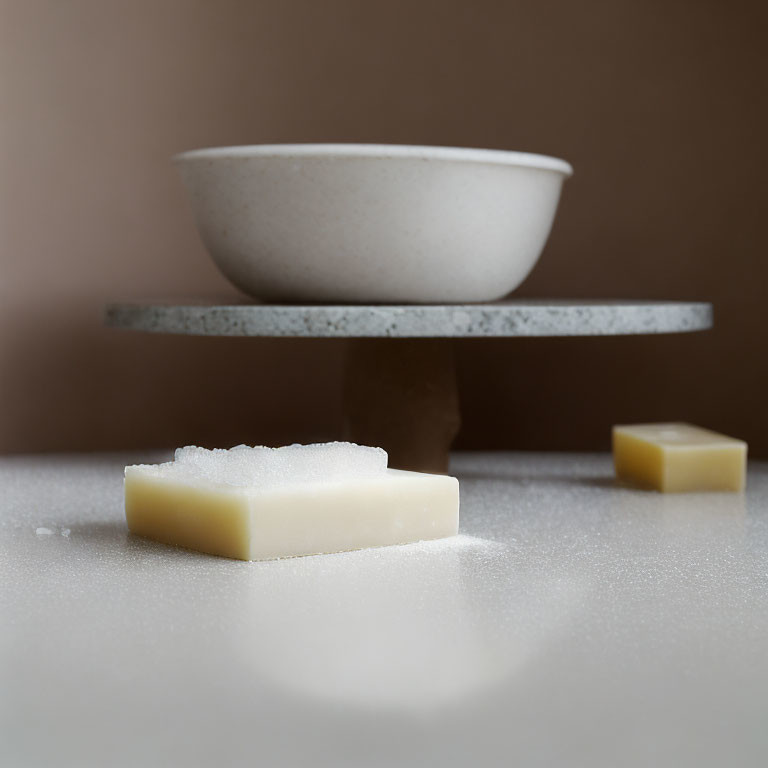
[130, 442, 388, 488]
[3, 451, 768, 768]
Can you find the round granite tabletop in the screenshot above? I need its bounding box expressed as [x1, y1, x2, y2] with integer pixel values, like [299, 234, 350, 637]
[105, 299, 713, 338]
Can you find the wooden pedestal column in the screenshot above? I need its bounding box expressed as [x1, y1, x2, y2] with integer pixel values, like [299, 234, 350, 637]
[342, 339, 461, 473]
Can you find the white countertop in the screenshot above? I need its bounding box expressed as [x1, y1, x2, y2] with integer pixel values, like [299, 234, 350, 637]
[2, 452, 767, 767]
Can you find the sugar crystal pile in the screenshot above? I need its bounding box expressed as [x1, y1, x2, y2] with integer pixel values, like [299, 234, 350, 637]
[141, 442, 388, 489]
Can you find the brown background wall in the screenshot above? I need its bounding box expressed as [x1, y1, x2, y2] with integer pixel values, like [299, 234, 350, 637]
[1, 0, 766, 455]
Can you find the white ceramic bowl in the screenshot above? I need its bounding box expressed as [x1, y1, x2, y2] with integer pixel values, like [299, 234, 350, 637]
[174, 144, 573, 304]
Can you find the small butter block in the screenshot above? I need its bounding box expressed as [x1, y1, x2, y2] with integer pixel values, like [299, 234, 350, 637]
[125, 443, 459, 560]
[613, 423, 747, 492]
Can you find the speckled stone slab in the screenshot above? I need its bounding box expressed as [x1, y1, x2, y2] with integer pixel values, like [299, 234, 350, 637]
[105, 300, 713, 338]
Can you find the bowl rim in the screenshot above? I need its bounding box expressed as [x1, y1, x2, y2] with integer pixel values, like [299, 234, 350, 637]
[172, 143, 573, 176]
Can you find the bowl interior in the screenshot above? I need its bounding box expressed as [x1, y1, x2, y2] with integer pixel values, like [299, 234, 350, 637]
[173, 143, 573, 176]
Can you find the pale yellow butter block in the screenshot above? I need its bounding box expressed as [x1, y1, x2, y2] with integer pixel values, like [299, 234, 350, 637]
[125, 444, 459, 560]
[613, 423, 747, 492]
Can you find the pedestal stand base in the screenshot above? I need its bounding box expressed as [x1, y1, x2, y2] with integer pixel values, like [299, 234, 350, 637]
[342, 339, 460, 473]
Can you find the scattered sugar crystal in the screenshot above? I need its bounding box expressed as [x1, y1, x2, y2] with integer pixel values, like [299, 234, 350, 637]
[131, 442, 389, 489]
[35, 527, 53, 535]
